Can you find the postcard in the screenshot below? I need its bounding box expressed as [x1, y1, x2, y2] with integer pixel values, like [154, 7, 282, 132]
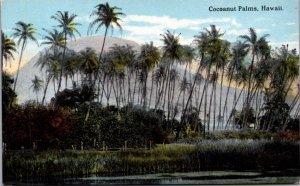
[1, 0, 299, 185]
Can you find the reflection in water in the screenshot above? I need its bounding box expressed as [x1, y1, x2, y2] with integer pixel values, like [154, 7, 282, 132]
[11, 171, 300, 185]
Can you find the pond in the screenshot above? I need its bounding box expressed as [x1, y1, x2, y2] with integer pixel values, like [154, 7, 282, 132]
[6, 170, 300, 185]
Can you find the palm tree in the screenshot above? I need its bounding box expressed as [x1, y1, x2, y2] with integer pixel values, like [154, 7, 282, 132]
[35, 50, 61, 105]
[12, 21, 38, 91]
[51, 11, 81, 93]
[30, 75, 44, 103]
[221, 41, 249, 128]
[138, 42, 160, 108]
[41, 29, 65, 54]
[78, 47, 99, 83]
[86, 2, 125, 122]
[38, 29, 66, 104]
[181, 31, 210, 136]
[239, 28, 269, 126]
[88, 2, 125, 63]
[160, 30, 183, 119]
[1, 32, 17, 70]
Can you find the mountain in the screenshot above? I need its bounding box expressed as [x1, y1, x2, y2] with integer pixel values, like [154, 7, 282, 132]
[15, 36, 140, 103]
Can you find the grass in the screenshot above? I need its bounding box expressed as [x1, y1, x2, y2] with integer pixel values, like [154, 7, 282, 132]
[3, 140, 300, 182]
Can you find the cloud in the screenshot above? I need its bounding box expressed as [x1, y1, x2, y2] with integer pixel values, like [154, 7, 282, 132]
[123, 25, 164, 36]
[76, 15, 92, 23]
[269, 41, 299, 51]
[123, 15, 242, 31]
[226, 28, 269, 37]
[286, 22, 296, 26]
[122, 15, 243, 46]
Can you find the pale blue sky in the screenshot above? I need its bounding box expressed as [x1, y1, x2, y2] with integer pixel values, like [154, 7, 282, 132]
[2, 0, 299, 68]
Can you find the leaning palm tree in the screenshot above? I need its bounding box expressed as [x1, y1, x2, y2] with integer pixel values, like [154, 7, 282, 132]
[239, 28, 269, 125]
[31, 75, 44, 103]
[51, 11, 81, 93]
[181, 31, 210, 136]
[1, 32, 17, 70]
[221, 41, 249, 127]
[12, 21, 38, 91]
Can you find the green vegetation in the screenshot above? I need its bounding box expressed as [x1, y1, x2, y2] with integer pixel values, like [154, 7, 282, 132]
[2, 1, 300, 183]
[4, 140, 299, 181]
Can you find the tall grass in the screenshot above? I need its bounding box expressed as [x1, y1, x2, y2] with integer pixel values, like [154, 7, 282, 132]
[4, 140, 300, 182]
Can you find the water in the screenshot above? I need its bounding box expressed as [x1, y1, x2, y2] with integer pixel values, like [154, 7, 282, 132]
[7, 170, 300, 185]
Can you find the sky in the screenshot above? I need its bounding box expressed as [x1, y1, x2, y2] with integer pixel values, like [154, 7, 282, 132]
[2, 0, 299, 72]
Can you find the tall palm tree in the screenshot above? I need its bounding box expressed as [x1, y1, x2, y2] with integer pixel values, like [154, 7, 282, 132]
[239, 28, 269, 125]
[138, 42, 160, 108]
[12, 21, 38, 91]
[181, 31, 210, 136]
[41, 29, 65, 54]
[1, 32, 17, 70]
[51, 11, 81, 93]
[221, 41, 249, 127]
[78, 47, 99, 83]
[160, 30, 183, 119]
[88, 2, 125, 63]
[35, 51, 61, 104]
[38, 29, 66, 104]
[86, 2, 125, 122]
[30, 75, 44, 103]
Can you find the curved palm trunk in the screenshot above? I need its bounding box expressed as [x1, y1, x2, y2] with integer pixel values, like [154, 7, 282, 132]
[180, 53, 204, 125]
[221, 71, 234, 128]
[57, 33, 67, 94]
[13, 41, 25, 92]
[226, 85, 245, 129]
[42, 75, 51, 105]
[242, 54, 255, 124]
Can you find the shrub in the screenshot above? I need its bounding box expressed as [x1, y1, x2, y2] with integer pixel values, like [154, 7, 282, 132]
[3, 102, 72, 150]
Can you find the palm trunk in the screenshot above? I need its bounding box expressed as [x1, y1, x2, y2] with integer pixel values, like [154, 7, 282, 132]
[148, 71, 154, 108]
[218, 65, 225, 128]
[13, 41, 25, 91]
[181, 53, 204, 125]
[57, 34, 67, 94]
[85, 27, 109, 122]
[42, 74, 51, 105]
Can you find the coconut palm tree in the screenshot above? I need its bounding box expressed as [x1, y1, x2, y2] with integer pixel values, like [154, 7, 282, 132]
[12, 21, 38, 91]
[138, 42, 160, 108]
[30, 75, 44, 103]
[239, 28, 269, 125]
[181, 31, 210, 136]
[78, 47, 99, 83]
[39, 28, 66, 104]
[221, 41, 249, 127]
[51, 11, 81, 93]
[1, 32, 17, 70]
[41, 29, 65, 54]
[88, 2, 125, 63]
[35, 50, 61, 105]
[86, 2, 125, 121]
[160, 30, 183, 119]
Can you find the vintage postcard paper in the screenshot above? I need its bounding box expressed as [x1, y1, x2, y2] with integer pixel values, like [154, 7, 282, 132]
[1, 0, 299, 185]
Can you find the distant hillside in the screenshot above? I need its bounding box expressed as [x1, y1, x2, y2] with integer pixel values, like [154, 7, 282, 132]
[14, 36, 140, 103]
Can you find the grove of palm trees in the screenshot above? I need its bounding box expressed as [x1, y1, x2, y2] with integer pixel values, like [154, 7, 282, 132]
[2, 1, 300, 185]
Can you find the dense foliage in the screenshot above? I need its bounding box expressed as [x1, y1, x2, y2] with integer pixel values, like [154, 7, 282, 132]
[4, 141, 300, 181]
[3, 103, 169, 150]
